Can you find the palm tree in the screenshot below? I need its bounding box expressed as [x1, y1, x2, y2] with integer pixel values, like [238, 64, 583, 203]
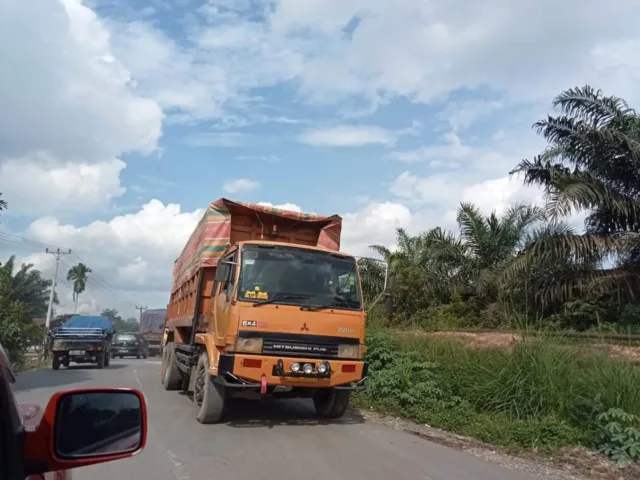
[0, 192, 7, 213]
[66, 263, 92, 314]
[502, 85, 640, 304]
[0, 256, 58, 317]
[425, 203, 546, 302]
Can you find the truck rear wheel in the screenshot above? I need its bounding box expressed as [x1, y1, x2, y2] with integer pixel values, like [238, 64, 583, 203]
[194, 352, 226, 424]
[96, 353, 105, 369]
[163, 343, 182, 390]
[52, 356, 60, 370]
[313, 389, 351, 419]
[104, 354, 110, 367]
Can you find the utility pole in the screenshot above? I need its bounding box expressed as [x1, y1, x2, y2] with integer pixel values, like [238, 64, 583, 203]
[45, 248, 71, 330]
[136, 305, 147, 323]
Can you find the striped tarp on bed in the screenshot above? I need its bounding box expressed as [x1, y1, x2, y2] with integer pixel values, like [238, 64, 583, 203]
[171, 198, 342, 291]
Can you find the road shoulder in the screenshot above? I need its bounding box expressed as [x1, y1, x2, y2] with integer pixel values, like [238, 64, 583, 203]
[358, 408, 635, 480]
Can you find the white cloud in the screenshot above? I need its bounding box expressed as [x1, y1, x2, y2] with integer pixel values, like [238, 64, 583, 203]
[299, 125, 398, 147]
[0, 154, 126, 215]
[268, 0, 640, 108]
[0, 0, 162, 162]
[340, 202, 412, 256]
[222, 178, 260, 193]
[236, 154, 281, 163]
[11, 200, 205, 317]
[182, 132, 248, 147]
[390, 132, 473, 164]
[0, 0, 163, 216]
[256, 202, 302, 212]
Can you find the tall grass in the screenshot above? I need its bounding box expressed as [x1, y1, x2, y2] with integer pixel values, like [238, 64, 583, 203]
[356, 329, 640, 451]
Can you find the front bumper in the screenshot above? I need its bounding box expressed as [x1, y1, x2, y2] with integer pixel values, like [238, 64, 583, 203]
[215, 353, 368, 390]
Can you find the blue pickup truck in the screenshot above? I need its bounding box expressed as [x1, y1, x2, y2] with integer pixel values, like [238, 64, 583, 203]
[50, 315, 114, 370]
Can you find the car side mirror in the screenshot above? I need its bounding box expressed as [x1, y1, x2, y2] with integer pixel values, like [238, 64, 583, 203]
[23, 388, 147, 474]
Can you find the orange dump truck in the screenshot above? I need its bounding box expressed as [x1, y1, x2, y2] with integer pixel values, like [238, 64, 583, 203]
[161, 198, 368, 424]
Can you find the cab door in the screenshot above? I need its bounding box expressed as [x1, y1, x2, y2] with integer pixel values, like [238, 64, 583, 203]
[213, 251, 237, 345]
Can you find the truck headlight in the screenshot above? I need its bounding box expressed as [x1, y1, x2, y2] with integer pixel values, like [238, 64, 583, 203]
[235, 337, 263, 354]
[338, 344, 360, 359]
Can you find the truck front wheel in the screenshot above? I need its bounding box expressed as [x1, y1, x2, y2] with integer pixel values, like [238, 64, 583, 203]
[163, 343, 182, 390]
[313, 389, 351, 419]
[194, 352, 226, 424]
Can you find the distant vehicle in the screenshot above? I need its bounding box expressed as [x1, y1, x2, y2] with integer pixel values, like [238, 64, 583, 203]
[50, 315, 114, 370]
[112, 332, 149, 359]
[162, 198, 368, 424]
[0, 341, 148, 480]
[139, 309, 166, 357]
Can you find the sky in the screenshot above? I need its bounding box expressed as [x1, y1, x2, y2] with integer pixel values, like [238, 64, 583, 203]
[1, 0, 639, 319]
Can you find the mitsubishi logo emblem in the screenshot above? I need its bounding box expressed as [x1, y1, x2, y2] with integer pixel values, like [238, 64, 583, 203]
[300, 323, 309, 332]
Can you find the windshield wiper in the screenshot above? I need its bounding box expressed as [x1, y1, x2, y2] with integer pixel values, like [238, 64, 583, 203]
[306, 296, 355, 312]
[253, 293, 311, 307]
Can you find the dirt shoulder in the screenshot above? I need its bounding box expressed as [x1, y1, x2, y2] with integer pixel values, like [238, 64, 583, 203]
[359, 407, 638, 480]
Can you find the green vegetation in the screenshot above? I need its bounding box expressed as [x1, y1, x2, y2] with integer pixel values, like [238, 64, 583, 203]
[358, 86, 640, 465]
[354, 327, 640, 457]
[100, 308, 139, 332]
[0, 255, 55, 366]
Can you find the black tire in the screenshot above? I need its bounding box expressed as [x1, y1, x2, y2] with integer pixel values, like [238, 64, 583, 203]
[105, 354, 111, 367]
[119, 355, 124, 359]
[163, 343, 182, 390]
[161, 346, 169, 384]
[63, 358, 70, 368]
[96, 353, 105, 369]
[313, 389, 351, 419]
[194, 352, 226, 424]
[52, 356, 60, 370]
[137, 351, 141, 359]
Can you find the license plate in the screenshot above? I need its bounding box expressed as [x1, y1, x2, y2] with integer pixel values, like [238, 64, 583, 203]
[69, 350, 85, 356]
[286, 377, 318, 383]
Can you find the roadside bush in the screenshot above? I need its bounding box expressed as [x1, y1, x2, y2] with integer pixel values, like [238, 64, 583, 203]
[0, 299, 32, 365]
[356, 330, 640, 452]
[596, 408, 640, 466]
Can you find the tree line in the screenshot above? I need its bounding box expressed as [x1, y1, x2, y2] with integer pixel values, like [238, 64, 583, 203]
[359, 86, 640, 332]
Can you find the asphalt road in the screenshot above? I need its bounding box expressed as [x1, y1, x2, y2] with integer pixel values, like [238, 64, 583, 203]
[14, 358, 537, 480]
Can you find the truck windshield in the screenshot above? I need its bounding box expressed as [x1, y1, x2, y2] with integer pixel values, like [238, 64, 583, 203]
[238, 246, 362, 310]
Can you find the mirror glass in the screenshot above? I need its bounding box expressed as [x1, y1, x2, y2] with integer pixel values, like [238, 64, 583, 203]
[214, 264, 229, 281]
[55, 391, 142, 458]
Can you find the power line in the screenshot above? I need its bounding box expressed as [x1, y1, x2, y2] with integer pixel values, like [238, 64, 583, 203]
[71, 251, 139, 305]
[0, 231, 68, 250]
[1, 231, 140, 308]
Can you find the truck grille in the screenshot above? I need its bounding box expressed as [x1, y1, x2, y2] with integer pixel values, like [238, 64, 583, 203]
[238, 330, 358, 360]
[263, 338, 339, 358]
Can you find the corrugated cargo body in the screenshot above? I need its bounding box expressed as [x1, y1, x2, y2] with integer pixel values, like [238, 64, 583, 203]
[166, 198, 343, 331]
[140, 309, 166, 335]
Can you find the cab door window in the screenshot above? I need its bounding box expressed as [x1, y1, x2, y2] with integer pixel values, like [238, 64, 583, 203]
[221, 252, 237, 301]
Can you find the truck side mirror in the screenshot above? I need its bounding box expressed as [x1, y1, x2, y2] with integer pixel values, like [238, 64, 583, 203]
[214, 264, 229, 282]
[22, 388, 147, 474]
